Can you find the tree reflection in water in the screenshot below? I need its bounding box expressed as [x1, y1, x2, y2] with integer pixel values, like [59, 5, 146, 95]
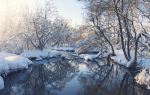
[78, 60, 150, 95]
[0, 58, 79, 95]
[0, 58, 150, 95]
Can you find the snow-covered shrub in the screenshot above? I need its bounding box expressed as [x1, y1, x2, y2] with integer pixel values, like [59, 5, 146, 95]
[75, 34, 108, 54]
[135, 68, 150, 89]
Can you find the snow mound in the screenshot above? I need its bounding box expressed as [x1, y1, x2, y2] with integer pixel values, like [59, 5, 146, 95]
[0, 53, 32, 90]
[21, 50, 62, 60]
[21, 50, 50, 59]
[61, 52, 79, 59]
[0, 53, 32, 72]
[0, 76, 4, 90]
[111, 50, 127, 65]
[135, 68, 150, 89]
[4, 55, 32, 70]
[51, 47, 75, 52]
[79, 52, 102, 60]
[0, 59, 9, 74]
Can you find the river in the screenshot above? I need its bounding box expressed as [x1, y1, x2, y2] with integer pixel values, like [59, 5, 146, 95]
[0, 58, 149, 95]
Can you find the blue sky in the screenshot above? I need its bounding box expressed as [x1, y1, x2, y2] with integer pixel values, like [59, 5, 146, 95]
[0, 0, 85, 27]
[53, 0, 84, 25]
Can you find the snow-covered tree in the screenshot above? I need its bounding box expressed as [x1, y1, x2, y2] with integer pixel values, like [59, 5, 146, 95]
[79, 0, 150, 67]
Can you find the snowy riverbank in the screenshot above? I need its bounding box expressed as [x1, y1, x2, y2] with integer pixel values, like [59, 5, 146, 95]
[110, 49, 150, 89]
[1, 48, 150, 90]
[0, 53, 32, 90]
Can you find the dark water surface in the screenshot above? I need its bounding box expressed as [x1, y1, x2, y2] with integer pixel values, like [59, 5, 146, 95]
[0, 58, 150, 95]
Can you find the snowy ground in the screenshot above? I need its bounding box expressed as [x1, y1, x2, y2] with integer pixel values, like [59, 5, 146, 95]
[111, 50, 127, 65]
[111, 49, 135, 67]
[51, 47, 75, 52]
[0, 53, 32, 71]
[79, 51, 108, 61]
[21, 49, 62, 60]
[21, 47, 109, 61]
[21, 49, 78, 60]
[0, 53, 32, 90]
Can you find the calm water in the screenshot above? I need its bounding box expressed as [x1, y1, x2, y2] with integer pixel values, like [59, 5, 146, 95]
[0, 58, 150, 95]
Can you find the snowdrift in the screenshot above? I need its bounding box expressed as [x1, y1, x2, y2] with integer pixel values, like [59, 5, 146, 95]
[0, 53, 32, 71]
[0, 53, 32, 90]
[21, 50, 62, 60]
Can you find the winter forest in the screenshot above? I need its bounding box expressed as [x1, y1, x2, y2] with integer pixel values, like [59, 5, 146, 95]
[0, 0, 150, 95]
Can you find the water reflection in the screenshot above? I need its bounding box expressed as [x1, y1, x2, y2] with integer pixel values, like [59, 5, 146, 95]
[0, 58, 79, 95]
[0, 58, 150, 95]
[78, 63, 132, 95]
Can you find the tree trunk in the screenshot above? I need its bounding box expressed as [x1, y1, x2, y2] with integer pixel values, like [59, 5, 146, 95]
[114, 3, 130, 61]
[134, 34, 141, 62]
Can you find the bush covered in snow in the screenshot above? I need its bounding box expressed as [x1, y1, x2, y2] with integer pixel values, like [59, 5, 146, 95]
[135, 68, 150, 89]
